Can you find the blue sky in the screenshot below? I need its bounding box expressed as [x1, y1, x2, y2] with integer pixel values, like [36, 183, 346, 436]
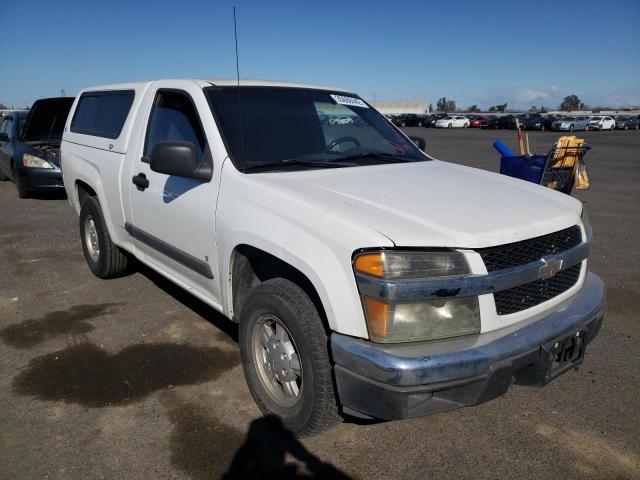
[1, 0, 639, 109]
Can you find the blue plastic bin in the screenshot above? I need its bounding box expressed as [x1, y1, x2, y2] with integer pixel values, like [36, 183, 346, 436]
[500, 155, 548, 184]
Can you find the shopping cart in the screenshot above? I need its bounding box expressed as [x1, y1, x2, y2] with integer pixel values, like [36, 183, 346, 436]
[500, 145, 591, 194]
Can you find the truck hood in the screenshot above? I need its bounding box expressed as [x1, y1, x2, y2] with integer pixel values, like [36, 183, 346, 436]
[256, 160, 582, 248]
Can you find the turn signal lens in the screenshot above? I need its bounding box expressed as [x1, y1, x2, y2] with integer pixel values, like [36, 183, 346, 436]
[354, 253, 385, 277]
[354, 250, 469, 280]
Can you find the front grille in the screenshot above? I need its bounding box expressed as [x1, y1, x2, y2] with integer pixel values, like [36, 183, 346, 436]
[494, 264, 582, 315]
[477, 225, 582, 272]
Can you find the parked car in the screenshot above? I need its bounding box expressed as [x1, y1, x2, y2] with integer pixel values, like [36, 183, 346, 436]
[588, 116, 615, 131]
[434, 115, 470, 128]
[0, 97, 74, 197]
[394, 114, 427, 127]
[614, 115, 640, 130]
[481, 115, 516, 130]
[62, 79, 603, 436]
[520, 114, 545, 131]
[426, 113, 448, 127]
[469, 116, 490, 128]
[551, 116, 591, 131]
[522, 115, 559, 131]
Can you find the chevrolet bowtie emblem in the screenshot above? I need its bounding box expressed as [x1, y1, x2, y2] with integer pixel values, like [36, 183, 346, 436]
[538, 258, 563, 280]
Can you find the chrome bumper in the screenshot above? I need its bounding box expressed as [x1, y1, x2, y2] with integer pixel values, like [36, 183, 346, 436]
[332, 273, 604, 419]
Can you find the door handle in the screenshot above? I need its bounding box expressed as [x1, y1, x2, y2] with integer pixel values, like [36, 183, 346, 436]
[132, 173, 149, 191]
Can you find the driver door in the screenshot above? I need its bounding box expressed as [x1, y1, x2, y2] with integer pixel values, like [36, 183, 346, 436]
[128, 84, 222, 304]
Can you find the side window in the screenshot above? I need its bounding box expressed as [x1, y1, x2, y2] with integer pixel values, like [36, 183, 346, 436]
[144, 91, 206, 163]
[71, 90, 135, 139]
[1, 117, 13, 137]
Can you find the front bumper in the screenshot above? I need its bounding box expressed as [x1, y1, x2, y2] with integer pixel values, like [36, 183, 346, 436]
[331, 272, 604, 420]
[18, 167, 64, 191]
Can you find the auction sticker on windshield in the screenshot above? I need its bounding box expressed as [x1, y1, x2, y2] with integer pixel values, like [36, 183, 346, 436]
[330, 94, 369, 108]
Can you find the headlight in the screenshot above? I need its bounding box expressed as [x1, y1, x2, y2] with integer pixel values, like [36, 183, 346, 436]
[354, 251, 480, 342]
[23, 154, 53, 169]
[362, 296, 480, 342]
[354, 250, 469, 279]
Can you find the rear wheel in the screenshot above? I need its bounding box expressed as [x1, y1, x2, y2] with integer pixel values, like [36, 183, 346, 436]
[239, 278, 339, 437]
[569, 124, 574, 132]
[79, 195, 130, 278]
[610, 125, 615, 131]
[11, 163, 29, 198]
[447, 123, 452, 128]
[540, 124, 546, 131]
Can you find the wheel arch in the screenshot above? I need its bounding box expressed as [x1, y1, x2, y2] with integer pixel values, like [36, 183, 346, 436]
[228, 244, 331, 334]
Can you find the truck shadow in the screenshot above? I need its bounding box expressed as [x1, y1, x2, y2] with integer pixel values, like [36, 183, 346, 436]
[0, 303, 121, 349]
[12, 341, 240, 407]
[135, 263, 239, 343]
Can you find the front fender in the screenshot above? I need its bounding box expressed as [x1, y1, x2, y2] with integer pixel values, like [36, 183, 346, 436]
[215, 166, 394, 338]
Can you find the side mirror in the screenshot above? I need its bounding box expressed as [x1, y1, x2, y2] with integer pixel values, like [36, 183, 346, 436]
[149, 141, 211, 181]
[408, 136, 426, 151]
[0, 132, 10, 142]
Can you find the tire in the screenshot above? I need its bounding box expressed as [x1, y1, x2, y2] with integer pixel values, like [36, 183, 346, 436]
[585, 124, 589, 131]
[239, 278, 339, 437]
[610, 125, 615, 131]
[540, 124, 546, 131]
[635, 125, 639, 130]
[11, 163, 29, 198]
[447, 123, 452, 128]
[624, 125, 629, 130]
[569, 124, 574, 132]
[79, 195, 130, 278]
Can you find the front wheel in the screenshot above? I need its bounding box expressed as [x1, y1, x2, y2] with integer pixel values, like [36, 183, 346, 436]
[447, 123, 452, 128]
[540, 124, 546, 131]
[239, 278, 339, 437]
[79, 195, 130, 278]
[610, 125, 615, 131]
[11, 163, 29, 198]
[569, 124, 574, 132]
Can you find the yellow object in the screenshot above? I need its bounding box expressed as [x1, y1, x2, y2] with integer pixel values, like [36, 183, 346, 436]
[552, 136, 585, 167]
[354, 252, 384, 277]
[575, 161, 590, 190]
[362, 296, 389, 338]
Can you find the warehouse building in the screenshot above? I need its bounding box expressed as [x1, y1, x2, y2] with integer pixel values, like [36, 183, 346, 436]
[368, 100, 429, 115]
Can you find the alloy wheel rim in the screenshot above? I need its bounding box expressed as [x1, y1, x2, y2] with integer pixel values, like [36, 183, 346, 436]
[84, 216, 100, 263]
[252, 314, 303, 407]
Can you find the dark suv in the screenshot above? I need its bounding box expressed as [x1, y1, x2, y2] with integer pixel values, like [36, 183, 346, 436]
[0, 97, 74, 197]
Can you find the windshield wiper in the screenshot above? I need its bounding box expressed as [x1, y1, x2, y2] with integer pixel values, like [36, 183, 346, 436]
[242, 158, 357, 172]
[337, 151, 414, 163]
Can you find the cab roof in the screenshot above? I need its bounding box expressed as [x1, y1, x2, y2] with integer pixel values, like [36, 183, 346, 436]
[81, 78, 348, 93]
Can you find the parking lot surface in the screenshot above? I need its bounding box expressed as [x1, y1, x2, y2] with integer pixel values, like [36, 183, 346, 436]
[1, 128, 639, 479]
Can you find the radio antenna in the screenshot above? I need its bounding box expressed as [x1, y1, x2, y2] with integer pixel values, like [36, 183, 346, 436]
[233, 6, 246, 170]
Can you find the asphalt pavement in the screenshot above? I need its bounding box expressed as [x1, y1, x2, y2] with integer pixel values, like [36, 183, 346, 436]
[1, 128, 639, 479]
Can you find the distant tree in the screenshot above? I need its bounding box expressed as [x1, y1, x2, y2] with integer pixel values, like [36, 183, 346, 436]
[539, 106, 548, 113]
[488, 103, 508, 113]
[466, 104, 480, 112]
[428, 103, 434, 113]
[0, 103, 8, 110]
[437, 97, 457, 113]
[559, 95, 585, 111]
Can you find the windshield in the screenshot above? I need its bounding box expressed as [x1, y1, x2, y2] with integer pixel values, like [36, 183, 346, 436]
[205, 87, 426, 172]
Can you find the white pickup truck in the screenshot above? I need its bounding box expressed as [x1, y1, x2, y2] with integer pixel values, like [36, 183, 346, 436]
[61, 79, 604, 436]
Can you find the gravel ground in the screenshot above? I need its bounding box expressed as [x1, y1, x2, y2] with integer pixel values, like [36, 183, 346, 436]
[1, 128, 639, 479]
